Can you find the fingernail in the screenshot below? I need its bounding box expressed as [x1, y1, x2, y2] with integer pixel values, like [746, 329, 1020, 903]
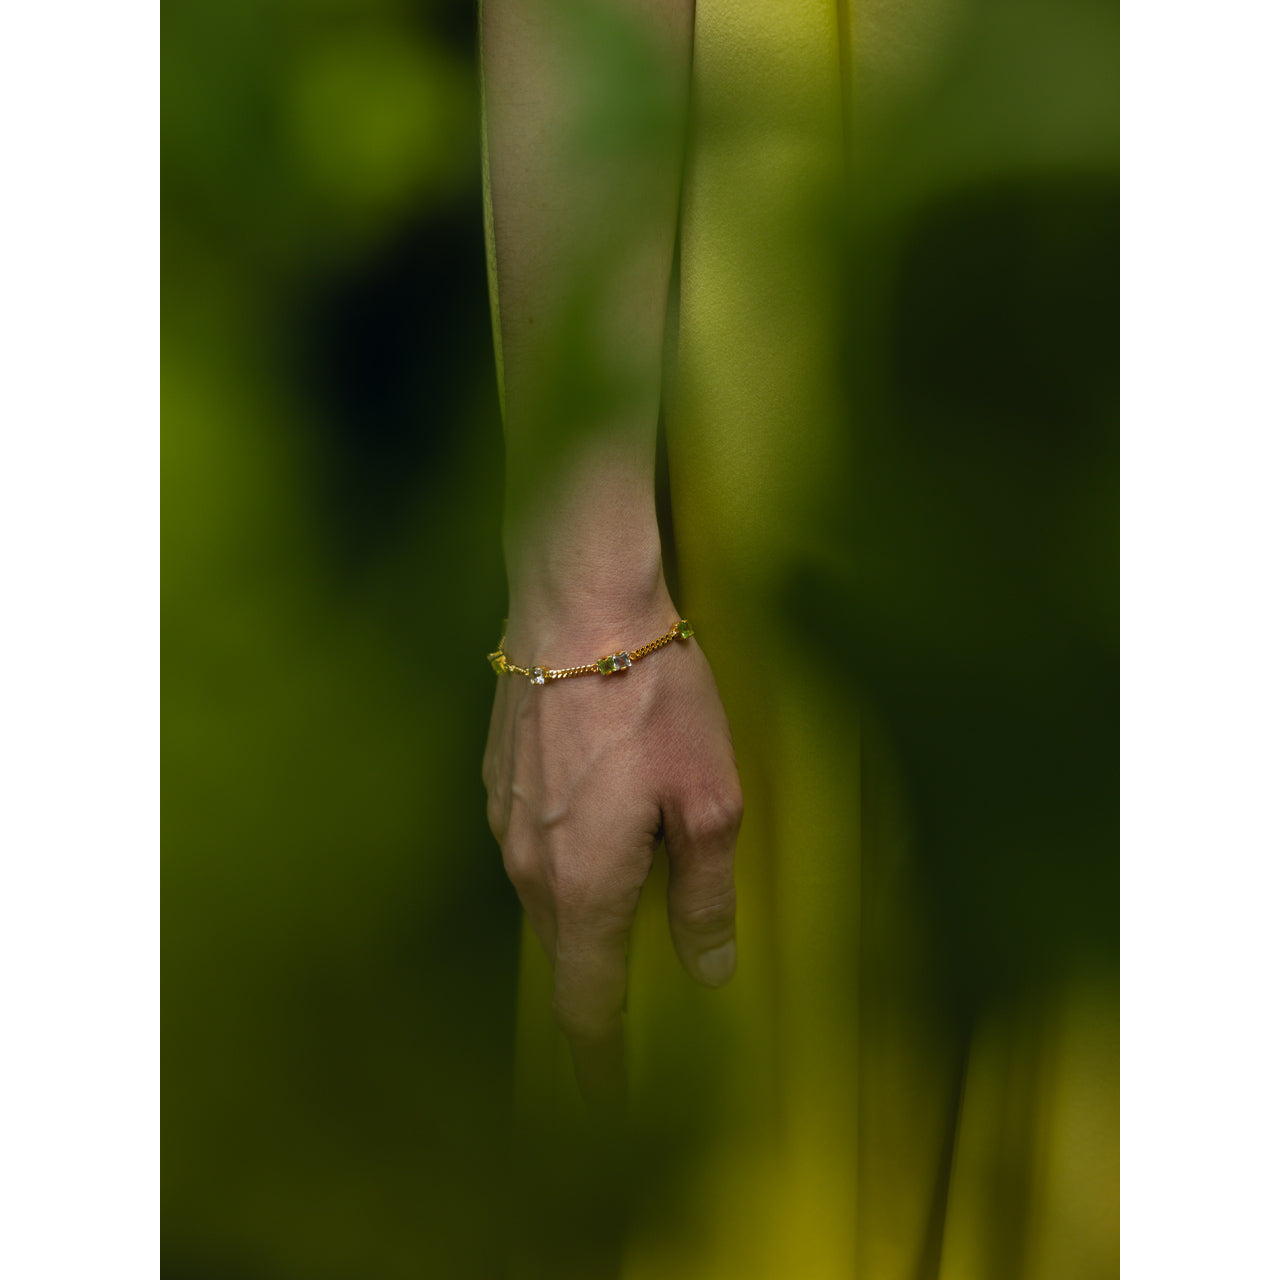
[697, 941, 737, 987]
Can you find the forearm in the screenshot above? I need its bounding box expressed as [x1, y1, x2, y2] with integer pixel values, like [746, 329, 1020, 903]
[480, 0, 693, 636]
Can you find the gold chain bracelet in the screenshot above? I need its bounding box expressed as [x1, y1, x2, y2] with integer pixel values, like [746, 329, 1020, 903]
[487, 618, 694, 686]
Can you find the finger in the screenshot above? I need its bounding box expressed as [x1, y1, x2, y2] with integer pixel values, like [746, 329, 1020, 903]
[501, 836, 558, 960]
[520, 890, 558, 964]
[516, 882, 559, 962]
[552, 879, 644, 1105]
[664, 785, 743, 988]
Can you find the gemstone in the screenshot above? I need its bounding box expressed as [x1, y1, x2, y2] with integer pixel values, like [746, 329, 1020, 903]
[615, 652, 632, 670]
[677, 619, 694, 639]
[596, 655, 616, 674]
[530, 666, 547, 685]
[488, 652, 506, 673]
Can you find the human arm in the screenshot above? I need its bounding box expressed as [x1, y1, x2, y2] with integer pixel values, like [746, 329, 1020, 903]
[479, 0, 742, 1102]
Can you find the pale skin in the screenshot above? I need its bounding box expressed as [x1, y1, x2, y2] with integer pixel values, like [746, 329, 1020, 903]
[480, 0, 742, 1102]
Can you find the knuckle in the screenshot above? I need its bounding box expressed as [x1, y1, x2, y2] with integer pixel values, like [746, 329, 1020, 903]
[486, 791, 507, 842]
[549, 860, 602, 907]
[680, 888, 737, 934]
[501, 841, 539, 893]
[554, 877, 611, 923]
[550, 998, 619, 1044]
[552, 868, 638, 933]
[684, 791, 744, 845]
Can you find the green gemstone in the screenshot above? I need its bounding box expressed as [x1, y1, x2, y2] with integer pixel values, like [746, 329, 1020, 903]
[677, 619, 694, 639]
[488, 652, 506, 673]
[597, 655, 616, 674]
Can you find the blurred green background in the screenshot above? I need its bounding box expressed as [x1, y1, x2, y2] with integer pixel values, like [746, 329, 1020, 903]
[164, 2, 517, 1277]
[811, 0, 1119, 1020]
[163, 0, 1116, 1276]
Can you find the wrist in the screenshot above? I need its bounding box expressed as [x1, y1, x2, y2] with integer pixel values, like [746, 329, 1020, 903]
[503, 498, 667, 642]
[505, 524, 664, 609]
[502, 549, 676, 669]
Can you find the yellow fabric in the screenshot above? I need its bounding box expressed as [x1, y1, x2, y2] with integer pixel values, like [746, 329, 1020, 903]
[497, 3, 1118, 1277]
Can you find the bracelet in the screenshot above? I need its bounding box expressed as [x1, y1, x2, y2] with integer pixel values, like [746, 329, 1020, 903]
[487, 618, 695, 686]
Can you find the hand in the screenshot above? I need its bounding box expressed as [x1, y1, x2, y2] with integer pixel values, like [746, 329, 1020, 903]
[482, 597, 743, 1102]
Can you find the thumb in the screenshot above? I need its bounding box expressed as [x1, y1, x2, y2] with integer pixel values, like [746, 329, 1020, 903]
[663, 787, 742, 987]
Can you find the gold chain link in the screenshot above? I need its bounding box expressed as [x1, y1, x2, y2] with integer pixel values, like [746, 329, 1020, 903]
[487, 618, 694, 685]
